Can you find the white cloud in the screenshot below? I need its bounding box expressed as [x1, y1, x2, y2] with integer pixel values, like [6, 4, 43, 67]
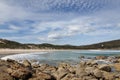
[9, 25, 22, 31]
[67, 24, 94, 35]
[0, 0, 120, 44]
[1, 0, 119, 23]
[37, 14, 120, 41]
[48, 33, 64, 40]
[0, 2, 30, 23]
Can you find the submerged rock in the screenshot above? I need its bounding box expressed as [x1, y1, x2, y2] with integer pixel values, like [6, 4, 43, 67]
[79, 56, 85, 59]
[96, 56, 107, 60]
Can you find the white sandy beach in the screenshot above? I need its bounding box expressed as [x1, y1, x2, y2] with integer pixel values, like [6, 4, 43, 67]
[0, 49, 58, 54]
[0, 49, 74, 54]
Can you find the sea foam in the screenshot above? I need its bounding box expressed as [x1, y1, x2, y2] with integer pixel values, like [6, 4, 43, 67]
[1, 52, 47, 61]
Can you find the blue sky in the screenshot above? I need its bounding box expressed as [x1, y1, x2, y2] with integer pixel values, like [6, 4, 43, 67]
[0, 0, 120, 45]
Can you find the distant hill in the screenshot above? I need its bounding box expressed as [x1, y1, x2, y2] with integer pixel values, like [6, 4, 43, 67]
[78, 39, 120, 49]
[0, 39, 120, 49]
[0, 39, 29, 49]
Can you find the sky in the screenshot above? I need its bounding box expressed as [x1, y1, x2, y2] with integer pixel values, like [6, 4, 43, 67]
[0, 0, 120, 45]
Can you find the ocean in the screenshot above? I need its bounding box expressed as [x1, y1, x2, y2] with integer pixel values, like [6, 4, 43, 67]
[1, 50, 120, 65]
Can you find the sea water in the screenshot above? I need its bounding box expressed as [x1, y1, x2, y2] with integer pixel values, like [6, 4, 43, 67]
[1, 50, 120, 65]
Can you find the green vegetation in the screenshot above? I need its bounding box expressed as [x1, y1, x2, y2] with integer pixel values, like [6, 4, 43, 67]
[0, 39, 120, 49]
[79, 39, 120, 49]
[0, 39, 29, 49]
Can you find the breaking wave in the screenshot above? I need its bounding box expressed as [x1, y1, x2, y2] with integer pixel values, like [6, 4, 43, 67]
[1, 52, 48, 61]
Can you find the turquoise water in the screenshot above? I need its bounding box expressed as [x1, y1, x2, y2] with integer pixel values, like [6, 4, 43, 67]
[1, 50, 120, 65]
[1, 50, 120, 61]
[37, 50, 120, 61]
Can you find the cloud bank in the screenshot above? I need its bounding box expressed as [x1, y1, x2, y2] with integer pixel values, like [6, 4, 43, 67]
[0, 0, 120, 45]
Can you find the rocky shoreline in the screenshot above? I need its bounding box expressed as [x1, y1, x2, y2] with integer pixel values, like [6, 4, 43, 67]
[0, 56, 120, 80]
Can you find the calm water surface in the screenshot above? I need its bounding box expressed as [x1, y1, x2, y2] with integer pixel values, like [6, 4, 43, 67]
[1, 50, 120, 65]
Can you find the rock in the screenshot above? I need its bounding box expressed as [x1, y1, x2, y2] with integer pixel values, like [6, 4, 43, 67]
[7, 60, 24, 70]
[61, 73, 75, 80]
[30, 59, 37, 63]
[58, 63, 75, 73]
[103, 71, 115, 80]
[11, 68, 32, 80]
[7, 59, 16, 63]
[82, 76, 97, 80]
[23, 60, 31, 67]
[114, 73, 120, 78]
[99, 64, 111, 72]
[71, 77, 83, 80]
[79, 56, 85, 59]
[0, 59, 32, 80]
[2, 56, 120, 80]
[75, 63, 89, 77]
[112, 59, 119, 63]
[44, 66, 57, 73]
[79, 61, 87, 67]
[58, 63, 71, 69]
[68, 66, 76, 74]
[90, 79, 98, 80]
[96, 56, 107, 60]
[113, 63, 120, 71]
[29, 72, 55, 80]
[32, 64, 40, 68]
[115, 56, 120, 59]
[52, 71, 68, 80]
[76, 68, 88, 77]
[86, 60, 98, 66]
[52, 65, 70, 80]
[85, 67, 95, 74]
[7, 68, 13, 74]
[0, 72, 14, 80]
[93, 69, 103, 78]
[38, 64, 49, 71]
[107, 56, 119, 63]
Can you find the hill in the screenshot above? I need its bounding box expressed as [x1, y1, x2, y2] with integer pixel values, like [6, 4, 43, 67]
[0, 39, 120, 49]
[0, 39, 29, 49]
[78, 39, 120, 49]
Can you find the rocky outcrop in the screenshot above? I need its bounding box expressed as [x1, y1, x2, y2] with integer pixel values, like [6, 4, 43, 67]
[29, 72, 55, 80]
[1, 56, 120, 80]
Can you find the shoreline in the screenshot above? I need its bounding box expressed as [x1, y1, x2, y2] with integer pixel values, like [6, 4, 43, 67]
[0, 49, 60, 54]
[0, 49, 120, 54]
[0, 49, 80, 54]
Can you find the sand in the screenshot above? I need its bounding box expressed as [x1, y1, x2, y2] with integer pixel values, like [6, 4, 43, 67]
[0, 49, 73, 54]
[0, 49, 57, 54]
